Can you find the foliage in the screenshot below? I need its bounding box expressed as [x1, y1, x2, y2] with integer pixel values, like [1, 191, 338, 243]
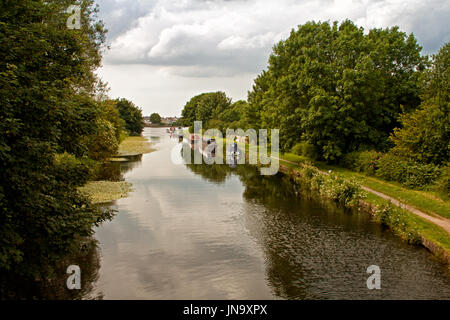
[181, 92, 232, 128]
[0, 0, 114, 277]
[101, 99, 125, 142]
[390, 102, 449, 165]
[291, 141, 318, 160]
[53, 153, 98, 187]
[372, 203, 422, 244]
[296, 165, 366, 206]
[390, 43, 449, 166]
[115, 98, 144, 136]
[83, 119, 119, 161]
[150, 113, 162, 124]
[375, 154, 441, 189]
[248, 20, 425, 161]
[341, 150, 382, 176]
[433, 163, 450, 198]
[421, 42, 449, 110]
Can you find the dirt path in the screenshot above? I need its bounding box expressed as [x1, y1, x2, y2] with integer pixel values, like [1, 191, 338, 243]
[360, 186, 450, 234]
[276, 157, 450, 234]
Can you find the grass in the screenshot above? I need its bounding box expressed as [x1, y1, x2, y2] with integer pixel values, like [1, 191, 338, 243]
[275, 153, 450, 220]
[79, 181, 133, 204]
[281, 152, 309, 164]
[315, 163, 450, 220]
[276, 152, 450, 261]
[118, 136, 155, 156]
[364, 192, 450, 254]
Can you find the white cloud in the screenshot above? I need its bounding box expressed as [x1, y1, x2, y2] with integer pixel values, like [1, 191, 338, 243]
[94, 0, 450, 115]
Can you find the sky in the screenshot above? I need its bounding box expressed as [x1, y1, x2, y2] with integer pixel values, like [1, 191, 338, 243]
[94, 0, 450, 117]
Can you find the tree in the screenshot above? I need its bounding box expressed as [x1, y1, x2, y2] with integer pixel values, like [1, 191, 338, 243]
[390, 43, 449, 165]
[0, 0, 112, 277]
[180, 92, 232, 128]
[150, 113, 162, 124]
[115, 98, 144, 136]
[248, 20, 425, 161]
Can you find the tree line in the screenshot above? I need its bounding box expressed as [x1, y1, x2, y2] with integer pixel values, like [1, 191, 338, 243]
[0, 0, 144, 279]
[180, 20, 449, 197]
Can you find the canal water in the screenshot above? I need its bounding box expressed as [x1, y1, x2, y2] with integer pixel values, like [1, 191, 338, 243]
[86, 127, 450, 299]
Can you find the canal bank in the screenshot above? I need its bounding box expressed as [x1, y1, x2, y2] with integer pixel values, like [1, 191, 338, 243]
[276, 163, 450, 266]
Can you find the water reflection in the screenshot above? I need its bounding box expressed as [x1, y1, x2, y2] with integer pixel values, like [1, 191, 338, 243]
[87, 129, 450, 299]
[185, 162, 450, 299]
[6, 128, 449, 299]
[96, 155, 143, 181]
[0, 238, 103, 300]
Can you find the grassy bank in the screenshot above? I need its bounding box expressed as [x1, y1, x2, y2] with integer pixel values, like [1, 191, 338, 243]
[279, 153, 450, 219]
[364, 192, 450, 263]
[316, 164, 450, 220]
[277, 153, 450, 264]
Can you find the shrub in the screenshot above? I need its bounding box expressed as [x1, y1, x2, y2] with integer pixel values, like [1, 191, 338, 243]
[376, 154, 441, 189]
[299, 164, 317, 180]
[297, 165, 366, 207]
[375, 154, 409, 182]
[342, 150, 381, 175]
[434, 163, 450, 199]
[291, 143, 302, 156]
[372, 203, 421, 244]
[403, 163, 442, 189]
[291, 141, 318, 160]
[84, 119, 120, 161]
[317, 174, 366, 206]
[341, 151, 360, 170]
[54, 153, 98, 187]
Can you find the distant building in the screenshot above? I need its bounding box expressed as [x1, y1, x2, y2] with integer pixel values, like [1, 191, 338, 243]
[143, 116, 180, 126]
[161, 117, 179, 125]
[142, 116, 152, 126]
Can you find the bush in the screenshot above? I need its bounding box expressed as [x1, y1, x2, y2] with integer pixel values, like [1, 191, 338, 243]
[84, 119, 120, 161]
[372, 203, 421, 244]
[342, 150, 381, 175]
[291, 141, 318, 160]
[297, 165, 366, 207]
[434, 163, 450, 198]
[317, 174, 366, 206]
[376, 154, 441, 189]
[54, 153, 98, 187]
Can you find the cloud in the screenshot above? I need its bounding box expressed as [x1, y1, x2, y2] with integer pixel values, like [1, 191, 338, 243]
[94, 0, 449, 115]
[96, 0, 449, 77]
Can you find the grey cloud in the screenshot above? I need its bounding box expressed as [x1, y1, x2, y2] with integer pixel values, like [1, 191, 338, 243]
[95, 0, 157, 40]
[96, 0, 450, 78]
[406, 4, 450, 54]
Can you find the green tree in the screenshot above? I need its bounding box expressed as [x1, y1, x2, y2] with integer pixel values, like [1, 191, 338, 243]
[180, 92, 232, 128]
[150, 113, 162, 124]
[115, 98, 144, 136]
[390, 43, 449, 165]
[0, 0, 112, 277]
[248, 20, 425, 161]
